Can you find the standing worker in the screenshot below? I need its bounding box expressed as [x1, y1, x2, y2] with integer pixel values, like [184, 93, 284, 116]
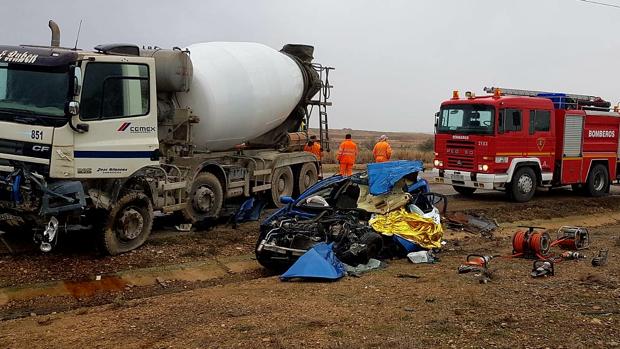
[304, 135, 322, 160]
[373, 135, 392, 163]
[337, 134, 358, 176]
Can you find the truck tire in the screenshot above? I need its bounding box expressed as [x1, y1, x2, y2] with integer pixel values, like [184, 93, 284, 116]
[453, 185, 476, 196]
[585, 164, 609, 197]
[100, 192, 154, 255]
[183, 172, 224, 223]
[271, 166, 294, 207]
[297, 163, 318, 194]
[509, 167, 536, 202]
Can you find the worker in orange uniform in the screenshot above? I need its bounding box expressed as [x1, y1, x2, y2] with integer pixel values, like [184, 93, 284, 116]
[337, 134, 358, 176]
[304, 135, 322, 160]
[372, 135, 392, 163]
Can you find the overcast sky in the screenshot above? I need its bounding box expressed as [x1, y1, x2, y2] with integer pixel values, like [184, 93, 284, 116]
[1, 0, 618, 133]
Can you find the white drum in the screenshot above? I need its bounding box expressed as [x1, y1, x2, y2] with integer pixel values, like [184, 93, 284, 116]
[176, 42, 304, 151]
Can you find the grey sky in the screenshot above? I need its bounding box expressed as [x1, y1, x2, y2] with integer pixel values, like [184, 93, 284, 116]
[1, 0, 618, 133]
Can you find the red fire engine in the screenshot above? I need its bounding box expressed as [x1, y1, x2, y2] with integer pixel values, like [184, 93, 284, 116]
[433, 87, 619, 202]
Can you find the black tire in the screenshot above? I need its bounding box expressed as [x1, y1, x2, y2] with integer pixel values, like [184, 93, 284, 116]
[453, 185, 476, 196]
[100, 192, 154, 255]
[297, 163, 318, 195]
[509, 167, 537, 202]
[271, 166, 294, 207]
[182, 172, 224, 223]
[585, 164, 610, 197]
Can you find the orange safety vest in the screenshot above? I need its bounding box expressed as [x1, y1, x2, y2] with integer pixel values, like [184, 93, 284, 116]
[373, 141, 392, 162]
[337, 139, 358, 165]
[304, 142, 322, 160]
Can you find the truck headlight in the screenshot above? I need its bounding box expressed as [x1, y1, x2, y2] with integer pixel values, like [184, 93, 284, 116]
[434, 159, 442, 167]
[495, 156, 508, 163]
[478, 164, 489, 171]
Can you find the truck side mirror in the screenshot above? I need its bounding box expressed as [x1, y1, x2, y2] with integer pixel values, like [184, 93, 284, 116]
[71, 66, 82, 97]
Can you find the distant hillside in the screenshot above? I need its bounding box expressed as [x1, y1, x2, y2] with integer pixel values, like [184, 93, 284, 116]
[309, 128, 433, 151]
[308, 128, 434, 164]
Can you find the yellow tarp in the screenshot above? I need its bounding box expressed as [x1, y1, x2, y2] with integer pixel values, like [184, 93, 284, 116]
[369, 208, 443, 249]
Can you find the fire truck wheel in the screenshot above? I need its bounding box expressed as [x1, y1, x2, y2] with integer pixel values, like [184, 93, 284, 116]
[271, 166, 294, 207]
[297, 163, 318, 194]
[452, 185, 476, 196]
[100, 192, 154, 255]
[183, 172, 224, 223]
[509, 167, 536, 202]
[585, 164, 609, 197]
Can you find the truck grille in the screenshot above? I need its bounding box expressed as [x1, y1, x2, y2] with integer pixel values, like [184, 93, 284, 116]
[446, 140, 475, 170]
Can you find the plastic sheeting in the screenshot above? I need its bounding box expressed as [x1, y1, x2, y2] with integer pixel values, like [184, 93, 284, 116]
[369, 208, 443, 249]
[367, 160, 425, 196]
[280, 243, 346, 281]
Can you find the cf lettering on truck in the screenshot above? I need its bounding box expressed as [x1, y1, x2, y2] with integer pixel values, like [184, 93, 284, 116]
[0, 21, 334, 254]
[433, 87, 619, 202]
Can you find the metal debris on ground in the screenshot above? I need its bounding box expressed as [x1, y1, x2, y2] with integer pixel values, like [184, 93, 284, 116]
[531, 260, 555, 277]
[445, 212, 498, 237]
[592, 249, 609, 267]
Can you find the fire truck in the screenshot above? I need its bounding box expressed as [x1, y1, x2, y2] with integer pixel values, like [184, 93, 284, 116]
[433, 87, 619, 202]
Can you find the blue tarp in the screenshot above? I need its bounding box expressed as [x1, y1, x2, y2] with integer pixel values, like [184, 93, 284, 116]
[280, 243, 346, 281]
[234, 197, 266, 223]
[393, 234, 426, 254]
[367, 160, 425, 196]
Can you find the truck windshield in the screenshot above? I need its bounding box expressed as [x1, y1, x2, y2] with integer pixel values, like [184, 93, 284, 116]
[437, 104, 495, 135]
[0, 63, 70, 122]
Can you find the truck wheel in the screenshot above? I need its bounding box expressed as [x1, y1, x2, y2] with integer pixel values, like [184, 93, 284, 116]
[297, 163, 318, 194]
[585, 164, 609, 197]
[509, 167, 536, 202]
[183, 172, 224, 223]
[100, 192, 154, 255]
[453, 186, 476, 196]
[271, 166, 294, 207]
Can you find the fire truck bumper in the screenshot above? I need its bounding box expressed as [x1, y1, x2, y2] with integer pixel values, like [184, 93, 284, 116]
[431, 169, 508, 190]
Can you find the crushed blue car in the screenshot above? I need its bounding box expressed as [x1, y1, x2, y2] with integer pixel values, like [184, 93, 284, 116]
[255, 160, 447, 271]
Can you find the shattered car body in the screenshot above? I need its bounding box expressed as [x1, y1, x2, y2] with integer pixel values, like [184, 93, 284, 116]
[255, 161, 446, 271]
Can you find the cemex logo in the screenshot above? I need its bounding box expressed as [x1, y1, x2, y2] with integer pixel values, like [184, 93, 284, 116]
[117, 122, 156, 134]
[118, 122, 132, 132]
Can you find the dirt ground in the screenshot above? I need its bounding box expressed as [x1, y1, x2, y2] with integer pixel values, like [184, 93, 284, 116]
[1, 186, 620, 348]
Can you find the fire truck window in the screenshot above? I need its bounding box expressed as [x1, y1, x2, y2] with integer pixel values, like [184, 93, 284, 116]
[503, 109, 521, 132]
[529, 110, 551, 134]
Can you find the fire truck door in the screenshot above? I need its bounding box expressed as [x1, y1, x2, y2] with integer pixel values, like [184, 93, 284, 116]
[561, 114, 584, 184]
[528, 110, 553, 172]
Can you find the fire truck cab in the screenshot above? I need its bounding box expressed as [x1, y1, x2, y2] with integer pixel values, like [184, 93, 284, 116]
[433, 87, 619, 202]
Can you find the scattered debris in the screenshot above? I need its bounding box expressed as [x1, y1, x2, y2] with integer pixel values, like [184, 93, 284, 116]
[395, 273, 420, 279]
[531, 260, 555, 278]
[175, 224, 192, 232]
[592, 249, 609, 267]
[407, 250, 436, 264]
[445, 212, 498, 237]
[344, 258, 385, 276]
[560, 251, 586, 260]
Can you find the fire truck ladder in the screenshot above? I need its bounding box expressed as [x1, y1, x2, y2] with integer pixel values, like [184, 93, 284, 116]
[309, 64, 335, 153]
[483, 87, 608, 110]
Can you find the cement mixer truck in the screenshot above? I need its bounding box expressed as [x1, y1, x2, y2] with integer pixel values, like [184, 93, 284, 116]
[0, 21, 333, 254]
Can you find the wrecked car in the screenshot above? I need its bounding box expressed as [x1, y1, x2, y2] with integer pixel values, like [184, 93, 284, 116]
[255, 160, 447, 271]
